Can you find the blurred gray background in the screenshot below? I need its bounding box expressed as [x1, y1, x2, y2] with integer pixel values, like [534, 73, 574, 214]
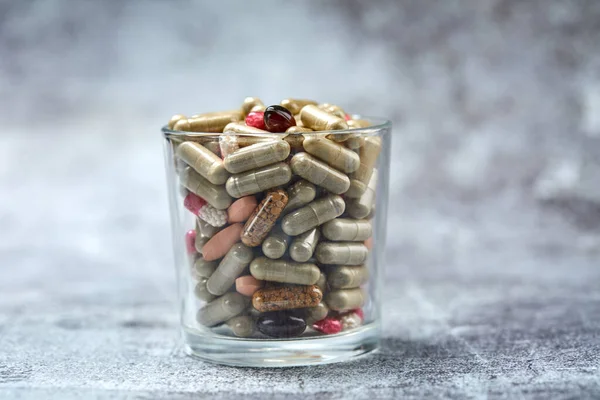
[1, 1, 599, 398]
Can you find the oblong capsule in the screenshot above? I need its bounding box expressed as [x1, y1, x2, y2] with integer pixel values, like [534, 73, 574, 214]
[168, 114, 186, 129]
[176, 141, 229, 185]
[225, 162, 292, 198]
[242, 97, 264, 116]
[289, 228, 321, 262]
[241, 189, 288, 247]
[194, 278, 217, 302]
[346, 136, 382, 198]
[280, 98, 318, 115]
[206, 243, 254, 296]
[325, 288, 366, 311]
[303, 302, 329, 325]
[261, 225, 290, 259]
[315, 242, 368, 265]
[316, 271, 327, 293]
[252, 285, 322, 312]
[195, 217, 219, 239]
[346, 119, 370, 128]
[223, 140, 290, 174]
[193, 256, 218, 279]
[302, 136, 360, 173]
[250, 257, 320, 285]
[327, 265, 369, 289]
[300, 105, 348, 131]
[180, 167, 232, 210]
[196, 292, 249, 327]
[281, 194, 345, 236]
[223, 122, 269, 135]
[286, 126, 313, 133]
[346, 169, 377, 219]
[321, 218, 372, 241]
[195, 233, 210, 254]
[281, 180, 317, 215]
[343, 134, 365, 150]
[283, 133, 305, 151]
[174, 111, 242, 133]
[290, 152, 350, 194]
[202, 223, 243, 261]
[226, 314, 255, 337]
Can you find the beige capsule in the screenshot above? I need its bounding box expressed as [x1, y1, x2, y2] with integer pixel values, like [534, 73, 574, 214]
[226, 314, 255, 337]
[250, 257, 320, 285]
[280, 98, 318, 115]
[290, 152, 350, 194]
[317, 103, 346, 119]
[346, 119, 371, 129]
[325, 288, 366, 311]
[174, 111, 242, 133]
[194, 278, 217, 302]
[346, 169, 377, 219]
[289, 228, 321, 262]
[203, 141, 222, 156]
[302, 136, 360, 173]
[321, 218, 372, 241]
[250, 104, 267, 113]
[315, 242, 368, 265]
[316, 272, 327, 293]
[176, 142, 229, 185]
[223, 140, 290, 174]
[206, 243, 254, 296]
[300, 105, 348, 132]
[235, 135, 281, 148]
[195, 233, 210, 254]
[281, 194, 345, 236]
[283, 133, 305, 151]
[197, 292, 249, 327]
[168, 114, 186, 129]
[304, 302, 329, 325]
[281, 180, 317, 215]
[286, 126, 313, 133]
[223, 122, 269, 134]
[180, 167, 233, 210]
[261, 225, 290, 259]
[242, 97, 264, 116]
[193, 256, 218, 279]
[226, 162, 292, 198]
[346, 136, 382, 198]
[327, 265, 369, 289]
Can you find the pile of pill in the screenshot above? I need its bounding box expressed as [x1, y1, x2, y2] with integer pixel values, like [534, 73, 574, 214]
[168, 97, 381, 339]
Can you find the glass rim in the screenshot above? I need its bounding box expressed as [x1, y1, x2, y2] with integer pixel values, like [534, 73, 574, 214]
[162, 115, 392, 138]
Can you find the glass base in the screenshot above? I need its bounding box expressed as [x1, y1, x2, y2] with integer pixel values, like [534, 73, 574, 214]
[182, 323, 380, 367]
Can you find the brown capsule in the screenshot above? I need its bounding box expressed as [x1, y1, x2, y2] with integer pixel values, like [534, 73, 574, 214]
[252, 285, 323, 312]
[174, 111, 242, 133]
[346, 136, 382, 198]
[168, 114, 186, 129]
[241, 189, 289, 247]
[280, 98, 318, 115]
[242, 97, 264, 116]
[300, 105, 348, 131]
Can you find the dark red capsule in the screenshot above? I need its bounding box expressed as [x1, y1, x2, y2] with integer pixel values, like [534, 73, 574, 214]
[264, 105, 296, 133]
[245, 111, 266, 130]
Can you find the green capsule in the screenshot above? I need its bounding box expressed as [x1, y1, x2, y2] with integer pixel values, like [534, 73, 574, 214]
[321, 218, 372, 241]
[180, 167, 232, 210]
[281, 195, 345, 236]
[290, 152, 350, 194]
[250, 257, 320, 285]
[325, 288, 367, 311]
[346, 136, 381, 198]
[302, 136, 360, 173]
[315, 242, 368, 265]
[194, 278, 217, 302]
[193, 256, 218, 279]
[225, 162, 292, 198]
[289, 228, 321, 262]
[226, 314, 255, 337]
[196, 292, 249, 327]
[346, 170, 377, 219]
[223, 140, 290, 174]
[176, 141, 229, 185]
[206, 243, 254, 296]
[261, 225, 290, 259]
[327, 265, 369, 289]
[304, 302, 329, 325]
[281, 180, 317, 215]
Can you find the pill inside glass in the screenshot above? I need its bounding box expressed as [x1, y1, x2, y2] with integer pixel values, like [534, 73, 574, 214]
[162, 97, 391, 367]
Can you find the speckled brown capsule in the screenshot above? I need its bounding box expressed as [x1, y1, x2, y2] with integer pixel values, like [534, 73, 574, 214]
[241, 189, 289, 247]
[252, 285, 323, 312]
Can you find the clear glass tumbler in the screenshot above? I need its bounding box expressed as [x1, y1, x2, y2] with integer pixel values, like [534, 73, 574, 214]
[163, 117, 391, 367]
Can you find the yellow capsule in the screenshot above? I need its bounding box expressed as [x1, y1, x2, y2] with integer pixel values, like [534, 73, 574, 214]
[318, 103, 346, 119]
[168, 114, 186, 129]
[346, 136, 382, 197]
[286, 126, 313, 133]
[223, 140, 290, 174]
[176, 141, 229, 185]
[174, 111, 242, 132]
[300, 105, 348, 131]
[224, 122, 269, 134]
[241, 97, 264, 116]
[302, 136, 360, 173]
[180, 167, 233, 210]
[225, 162, 292, 198]
[280, 98, 318, 115]
[290, 152, 350, 194]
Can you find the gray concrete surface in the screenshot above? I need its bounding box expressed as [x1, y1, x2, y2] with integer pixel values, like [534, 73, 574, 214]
[1, 1, 599, 398]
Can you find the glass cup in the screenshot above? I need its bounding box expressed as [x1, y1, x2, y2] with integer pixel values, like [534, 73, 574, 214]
[162, 117, 391, 367]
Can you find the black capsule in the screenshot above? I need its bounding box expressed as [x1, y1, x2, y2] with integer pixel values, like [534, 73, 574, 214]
[256, 311, 307, 338]
[264, 105, 296, 133]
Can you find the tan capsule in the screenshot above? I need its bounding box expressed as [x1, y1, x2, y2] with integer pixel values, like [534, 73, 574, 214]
[321, 218, 372, 241]
[346, 136, 382, 197]
[327, 265, 369, 289]
[180, 167, 232, 210]
[289, 228, 321, 262]
[252, 285, 322, 312]
[226, 162, 292, 198]
[250, 104, 267, 113]
[316, 272, 327, 293]
[304, 302, 329, 325]
[261, 225, 290, 259]
[177, 142, 229, 185]
[223, 140, 290, 174]
[194, 278, 217, 302]
[280, 98, 318, 115]
[197, 292, 249, 327]
[242, 97, 264, 116]
[300, 105, 348, 131]
[344, 135, 365, 150]
[286, 126, 313, 133]
[174, 111, 242, 133]
[226, 314, 255, 337]
[290, 152, 350, 194]
[325, 288, 366, 311]
[318, 103, 346, 119]
[315, 242, 368, 265]
[281, 194, 345, 236]
[347, 119, 370, 128]
[283, 133, 305, 151]
[281, 180, 317, 215]
[223, 122, 269, 134]
[302, 136, 360, 173]
[206, 243, 254, 296]
[168, 114, 186, 129]
[235, 135, 280, 148]
[193, 256, 218, 279]
[241, 189, 289, 247]
[250, 257, 320, 285]
[203, 141, 222, 156]
[346, 169, 377, 219]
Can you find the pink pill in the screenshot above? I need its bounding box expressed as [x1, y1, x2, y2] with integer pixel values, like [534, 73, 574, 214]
[184, 192, 207, 215]
[313, 317, 342, 335]
[364, 237, 373, 250]
[185, 230, 197, 255]
[227, 196, 257, 223]
[202, 223, 243, 261]
[235, 275, 263, 297]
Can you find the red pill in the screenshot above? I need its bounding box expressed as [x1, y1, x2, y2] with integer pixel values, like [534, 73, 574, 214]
[313, 317, 342, 335]
[184, 192, 207, 215]
[264, 105, 296, 132]
[245, 111, 266, 130]
[185, 230, 197, 255]
[344, 114, 351, 121]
